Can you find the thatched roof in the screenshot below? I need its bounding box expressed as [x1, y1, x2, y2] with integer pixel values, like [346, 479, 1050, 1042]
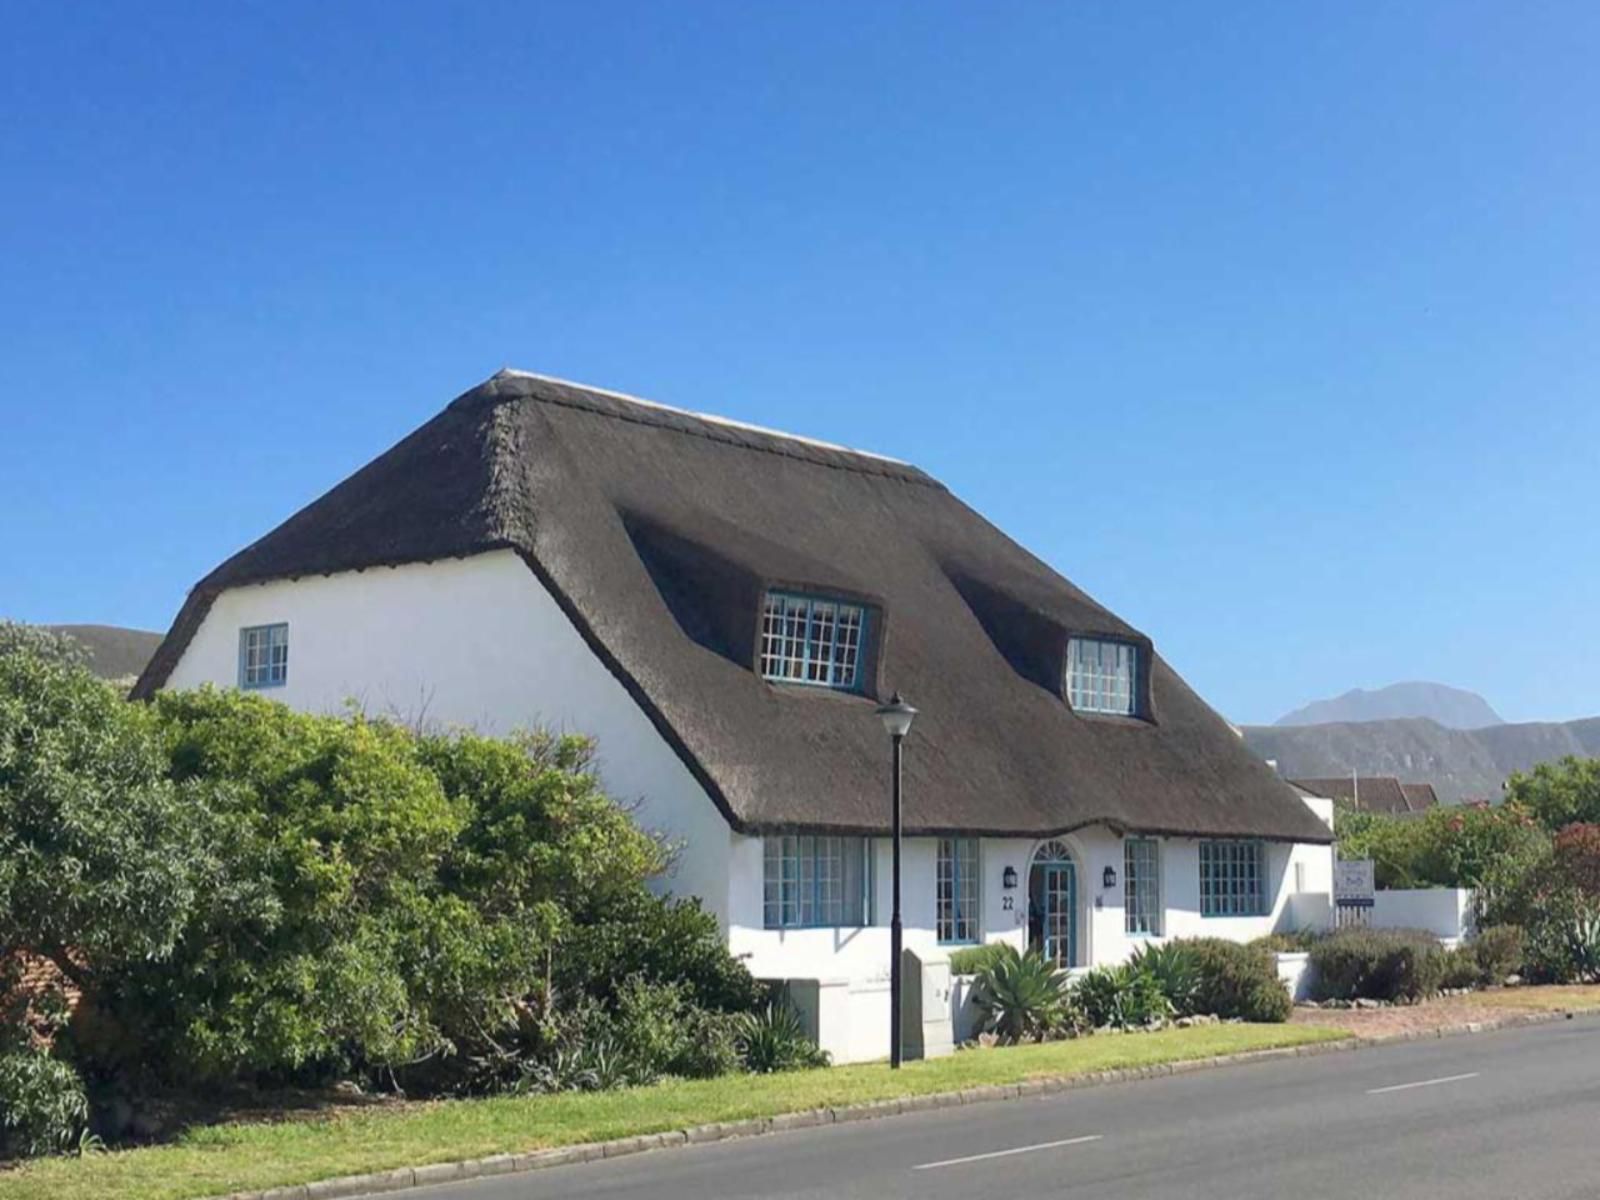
[136, 371, 1331, 843]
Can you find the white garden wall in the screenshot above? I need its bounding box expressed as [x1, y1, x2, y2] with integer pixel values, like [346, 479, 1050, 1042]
[1371, 888, 1476, 945]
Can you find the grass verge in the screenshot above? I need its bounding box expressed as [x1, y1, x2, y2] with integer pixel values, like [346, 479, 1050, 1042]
[1466, 984, 1600, 1012]
[0, 1024, 1341, 1200]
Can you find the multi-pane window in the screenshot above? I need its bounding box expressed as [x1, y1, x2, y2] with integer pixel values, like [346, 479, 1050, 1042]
[763, 836, 871, 928]
[239, 623, 288, 688]
[936, 837, 980, 943]
[1066, 638, 1137, 715]
[1199, 840, 1267, 917]
[1124, 837, 1161, 936]
[759, 593, 865, 689]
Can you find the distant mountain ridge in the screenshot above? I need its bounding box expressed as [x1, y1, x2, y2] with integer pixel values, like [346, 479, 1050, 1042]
[1244, 715, 1600, 804]
[1275, 682, 1503, 730]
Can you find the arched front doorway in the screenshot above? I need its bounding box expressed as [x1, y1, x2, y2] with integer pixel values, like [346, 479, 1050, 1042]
[1027, 840, 1079, 968]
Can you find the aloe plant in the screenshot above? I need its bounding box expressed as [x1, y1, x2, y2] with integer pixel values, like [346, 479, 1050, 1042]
[970, 945, 1070, 1043]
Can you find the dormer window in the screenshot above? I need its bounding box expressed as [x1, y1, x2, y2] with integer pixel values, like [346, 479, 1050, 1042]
[1066, 637, 1136, 715]
[759, 592, 865, 689]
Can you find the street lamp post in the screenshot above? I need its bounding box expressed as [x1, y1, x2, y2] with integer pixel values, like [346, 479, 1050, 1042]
[875, 692, 917, 1069]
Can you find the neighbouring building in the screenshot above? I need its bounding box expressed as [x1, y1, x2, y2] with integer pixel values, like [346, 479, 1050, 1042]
[135, 370, 1336, 1061]
[1290, 775, 1440, 816]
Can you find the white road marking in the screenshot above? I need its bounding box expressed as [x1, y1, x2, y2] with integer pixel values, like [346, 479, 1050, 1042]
[1366, 1072, 1480, 1095]
[913, 1134, 1103, 1170]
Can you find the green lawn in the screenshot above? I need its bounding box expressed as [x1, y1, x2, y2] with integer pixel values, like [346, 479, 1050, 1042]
[1466, 984, 1600, 1012]
[0, 1024, 1343, 1200]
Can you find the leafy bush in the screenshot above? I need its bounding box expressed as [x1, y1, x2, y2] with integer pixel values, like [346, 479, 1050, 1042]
[0, 1050, 89, 1158]
[553, 891, 762, 1016]
[1553, 823, 1600, 895]
[1523, 897, 1600, 984]
[1179, 939, 1292, 1022]
[1128, 942, 1199, 1016]
[969, 945, 1070, 1043]
[1073, 965, 1173, 1030]
[1250, 930, 1323, 954]
[1308, 928, 1445, 1003]
[1437, 946, 1484, 991]
[0, 630, 225, 1001]
[1471, 925, 1524, 985]
[734, 1001, 828, 1073]
[947, 943, 1011, 977]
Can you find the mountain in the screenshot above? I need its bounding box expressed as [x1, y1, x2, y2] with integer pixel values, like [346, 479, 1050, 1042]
[1243, 715, 1600, 804]
[1275, 682, 1503, 730]
[45, 624, 164, 681]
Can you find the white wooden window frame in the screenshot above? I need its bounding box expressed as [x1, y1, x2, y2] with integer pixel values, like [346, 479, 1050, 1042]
[936, 837, 980, 943]
[1199, 839, 1267, 917]
[759, 592, 866, 690]
[1124, 837, 1161, 936]
[238, 623, 289, 689]
[763, 835, 871, 928]
[1066, 637, 1137, 715]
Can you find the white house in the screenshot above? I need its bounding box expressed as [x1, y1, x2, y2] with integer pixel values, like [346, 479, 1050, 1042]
[136, 370, 1335, 1062]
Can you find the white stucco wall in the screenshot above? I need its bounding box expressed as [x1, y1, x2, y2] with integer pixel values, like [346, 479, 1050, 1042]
[731, 825, 1335, 980]
[162, 550, 735, 922]
[1371, 888, 1476, 944]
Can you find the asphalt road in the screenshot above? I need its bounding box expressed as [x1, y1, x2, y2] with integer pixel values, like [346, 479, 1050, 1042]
[397, 1016, 1600, 1200]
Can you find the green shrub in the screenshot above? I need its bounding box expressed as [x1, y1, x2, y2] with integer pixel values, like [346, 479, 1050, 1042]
[1308, 928, 1445, 1002]
[970, 945, 1070, 1043]
[1437, 946, 1484, 990]
[1523, 900, 1600, 984]
[1471, 925, 1524, 985]
[733, 1001, 829, 1073]
[1073, 965, 1173, 1030]
[0, 1051, 88, 1158]
[1250, 929, 1323, 954]
[1127, 942, 1200, 1016]
[947, 943, 1011, 977]
[1179, 939, 1292, 1022]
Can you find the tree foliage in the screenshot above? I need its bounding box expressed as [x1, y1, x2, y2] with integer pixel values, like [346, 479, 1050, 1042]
[1333, 801, 1545, 893]
[0, 623, 220, 988]
[1507, 756, 1600, 833]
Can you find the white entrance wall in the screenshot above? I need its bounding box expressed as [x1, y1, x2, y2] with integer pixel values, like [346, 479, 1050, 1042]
[161, 550, 736, 924]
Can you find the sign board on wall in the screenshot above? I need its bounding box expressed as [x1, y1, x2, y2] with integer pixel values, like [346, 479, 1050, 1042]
[1333, 859, 1376, 908]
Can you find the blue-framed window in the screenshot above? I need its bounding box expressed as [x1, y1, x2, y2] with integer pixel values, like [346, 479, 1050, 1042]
[763, 836, 871, 928]
[759, 592, 866, 690]
[1066, 638, 1137, 715]
[937, 837, 980, 943]
[1124, 837, 1161, 935]
[1199, 840, 1267, 917]
[238, 623, 288, 689]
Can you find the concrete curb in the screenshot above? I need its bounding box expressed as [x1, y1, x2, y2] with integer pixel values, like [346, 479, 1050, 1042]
[211, 1009, 1582, 1200]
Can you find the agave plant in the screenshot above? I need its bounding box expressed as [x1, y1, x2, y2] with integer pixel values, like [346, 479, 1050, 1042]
[1129, 940, 1200, 1016]
[970, 945, 1069, 1043]
[734, 1002, 830, 1073]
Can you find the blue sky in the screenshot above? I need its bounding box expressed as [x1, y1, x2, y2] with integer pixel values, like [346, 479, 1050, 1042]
[3, 2, 1598, 726]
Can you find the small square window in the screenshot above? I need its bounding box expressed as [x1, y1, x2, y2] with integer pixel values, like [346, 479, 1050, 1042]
[239, 624, 289, 688]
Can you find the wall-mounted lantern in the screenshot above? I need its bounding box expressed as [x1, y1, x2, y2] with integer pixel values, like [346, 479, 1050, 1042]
[1002, 865, 1018, 890]
[1103, 865, 1118, 890]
